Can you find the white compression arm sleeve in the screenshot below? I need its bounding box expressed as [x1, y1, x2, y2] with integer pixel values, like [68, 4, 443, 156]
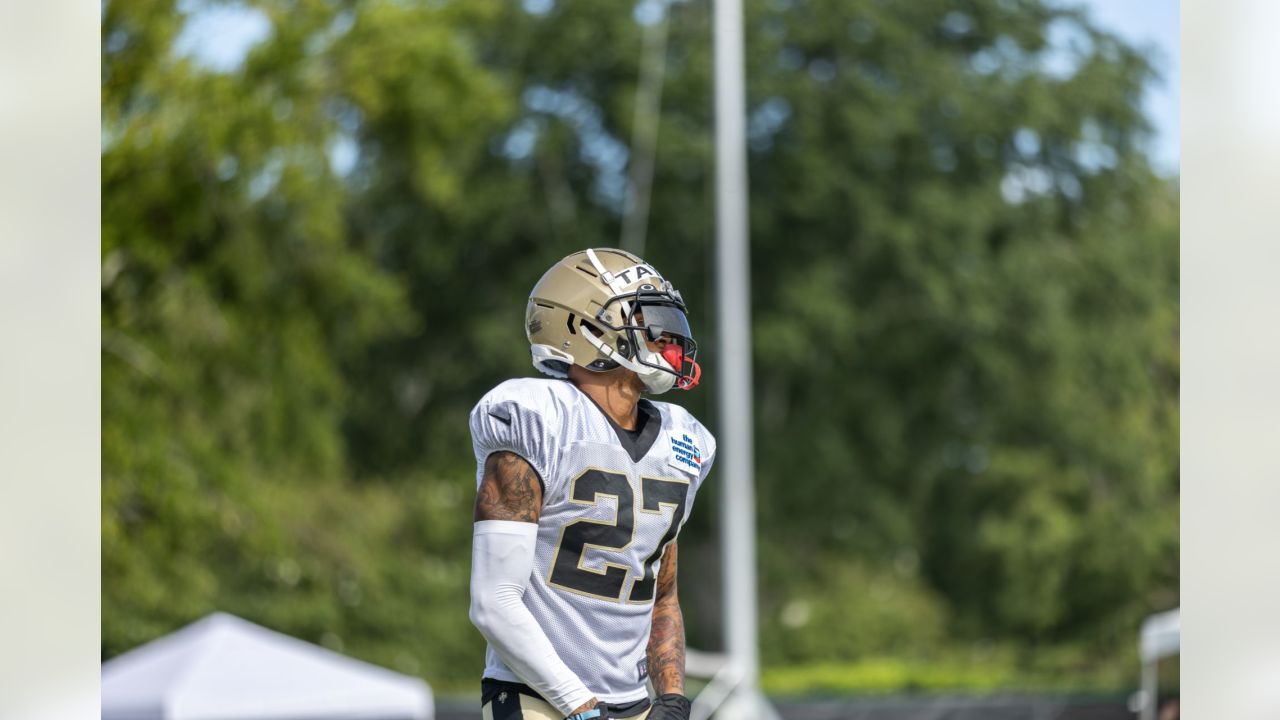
[469, 520, 595, 715]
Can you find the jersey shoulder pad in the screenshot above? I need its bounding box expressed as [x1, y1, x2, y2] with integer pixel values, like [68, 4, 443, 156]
[474, 377, 574, 419]
[469, 378, 572, 483]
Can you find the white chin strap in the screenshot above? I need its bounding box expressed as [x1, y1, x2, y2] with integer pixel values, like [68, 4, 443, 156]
[585, 249, 631, 295]
[585, 247, 636, 318]
[581, 330, 677, 394]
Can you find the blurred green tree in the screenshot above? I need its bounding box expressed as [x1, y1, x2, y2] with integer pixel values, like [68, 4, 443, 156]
[101, 0, 506, 681]
[738, 0, 1179, 655]
[102, 0, 1177, 691]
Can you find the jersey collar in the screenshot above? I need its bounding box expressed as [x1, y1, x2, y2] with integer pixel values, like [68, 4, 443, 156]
[565, 381, 664, 463]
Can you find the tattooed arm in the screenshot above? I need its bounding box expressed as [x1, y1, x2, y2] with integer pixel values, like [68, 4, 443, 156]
[470, 451, 599, 716]
[647, 542, 686, 696]
[474, 450, 544, 523]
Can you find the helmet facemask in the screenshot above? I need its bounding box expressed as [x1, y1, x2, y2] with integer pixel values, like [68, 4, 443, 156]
[588, 288, 702, 393]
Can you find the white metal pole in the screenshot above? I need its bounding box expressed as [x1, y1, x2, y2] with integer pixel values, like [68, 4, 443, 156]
[713, 0, 762, 716]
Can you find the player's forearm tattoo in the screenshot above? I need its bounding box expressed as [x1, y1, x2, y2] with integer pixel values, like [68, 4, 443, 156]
[474, 451, 544, 523]
[647, 542, 685, 695]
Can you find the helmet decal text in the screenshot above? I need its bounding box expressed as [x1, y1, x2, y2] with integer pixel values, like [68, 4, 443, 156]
[612, 264, 663, 288]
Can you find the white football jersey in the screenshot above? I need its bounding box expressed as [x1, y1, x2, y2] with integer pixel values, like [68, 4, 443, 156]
[469, 377, 716, 704]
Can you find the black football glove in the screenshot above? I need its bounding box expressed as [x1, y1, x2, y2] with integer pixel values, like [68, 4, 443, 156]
[648, 693, 692, 720]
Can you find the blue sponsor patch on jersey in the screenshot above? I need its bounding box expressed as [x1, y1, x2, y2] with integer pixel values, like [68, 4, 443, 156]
[668, 433, 702, 473]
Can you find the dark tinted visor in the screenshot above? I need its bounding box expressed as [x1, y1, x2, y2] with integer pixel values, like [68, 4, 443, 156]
[636, 302, 693, 344]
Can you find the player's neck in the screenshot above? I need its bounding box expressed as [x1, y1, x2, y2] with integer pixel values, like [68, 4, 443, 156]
[568, 367, 644, 430]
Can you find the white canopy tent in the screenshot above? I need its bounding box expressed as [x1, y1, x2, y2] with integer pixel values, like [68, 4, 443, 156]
[102, 612, 433, 720]
[1140, 607, 1180, 665]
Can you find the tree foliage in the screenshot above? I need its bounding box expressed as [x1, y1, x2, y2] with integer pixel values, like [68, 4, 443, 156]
[102, 0, 1177, 691]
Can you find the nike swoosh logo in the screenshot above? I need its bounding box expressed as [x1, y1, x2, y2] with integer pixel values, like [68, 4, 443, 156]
[488, 409, 512, 426]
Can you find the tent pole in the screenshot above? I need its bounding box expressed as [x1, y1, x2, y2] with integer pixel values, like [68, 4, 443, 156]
[1139, 659, 1158, 720]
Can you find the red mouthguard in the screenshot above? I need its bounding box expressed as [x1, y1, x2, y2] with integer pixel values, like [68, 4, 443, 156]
[660, 344, 702, 390]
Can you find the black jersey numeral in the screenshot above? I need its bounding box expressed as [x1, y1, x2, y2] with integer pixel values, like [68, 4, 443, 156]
[627, 477, 689, 602]
[549, 469, 634, 600]
[547, 469, 689, 602]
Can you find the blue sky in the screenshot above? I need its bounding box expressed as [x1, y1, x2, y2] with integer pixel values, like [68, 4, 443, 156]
[174, 0, 1179, 175]
[1075, 0, 1179, 174]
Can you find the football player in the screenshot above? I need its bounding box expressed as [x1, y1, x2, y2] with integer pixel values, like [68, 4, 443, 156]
[468, 249, 714, 720]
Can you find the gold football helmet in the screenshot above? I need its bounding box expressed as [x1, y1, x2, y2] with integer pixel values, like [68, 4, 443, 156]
[526, 248, 701, 394]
